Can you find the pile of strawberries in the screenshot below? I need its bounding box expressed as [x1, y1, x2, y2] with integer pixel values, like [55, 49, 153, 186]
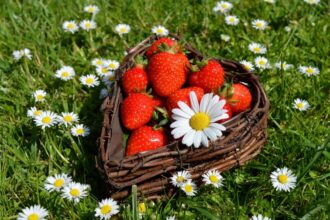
[120, 37, 252, 156]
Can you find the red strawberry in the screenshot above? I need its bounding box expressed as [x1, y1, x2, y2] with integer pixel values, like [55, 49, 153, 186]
[122, 64, 148, 95]
[166, 87, 204, 114]
[146, 37, 181, 58]
[148, 52, 190, 97]
[152, 96, 165, 108]
[218, 99, 232, 123]
[120, 93, 154, 130]
[222, 83, 252, 114]
[126, 126, 168, 156]
[189, 60, 225, 92]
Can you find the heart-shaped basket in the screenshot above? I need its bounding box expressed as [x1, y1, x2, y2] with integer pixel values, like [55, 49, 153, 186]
[97, 35, 269, 200]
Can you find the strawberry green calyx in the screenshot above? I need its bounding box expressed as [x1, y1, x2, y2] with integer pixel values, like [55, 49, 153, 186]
[157, 42, 180, 54]
[196, 59, 209, 68]
[220, 83, 234, 98]
[134, 55, 147, 68]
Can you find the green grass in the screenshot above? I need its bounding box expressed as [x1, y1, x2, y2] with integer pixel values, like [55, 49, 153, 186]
[0, 0, 329, 219]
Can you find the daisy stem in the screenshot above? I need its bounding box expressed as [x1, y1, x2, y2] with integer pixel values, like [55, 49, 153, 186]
[89, 31, 96, 52]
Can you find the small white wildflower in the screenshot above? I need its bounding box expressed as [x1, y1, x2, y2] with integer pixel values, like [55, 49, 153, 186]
[251, 214, 271, 220]
[17, 205, 48, 220]
[92, 58, 106, 67]
[270, 167, 297, 192]
[104, 60, 120, 71]
[304, 0, 320, 4]
[213, 1, 233, 13]
[27, 107, 43, 118]
[170, 170, 192, 187]
[44, 173, 72, 192]
[240, 60, 255, 72]
[202, 169, 224, 188]
[275, 62, 293, 70]
[115, 24, 131, 35]
[61, 182, 90, 203]
[151, 25, 169, 36]
[80, 20, 97, 31]
[80, 74, 100, 87]
[33, 90, 46, 102]
[298, 66, 320, 77]
[60, 112, 79, 127]
[225, 15, 239, 26]
[254, 56, 270, 69]
[180, 180, 197, 196]
[34, 111, 59, 129]
[55, 66, 75, 81]
[13, 48, 32, 60]
[95, 198, 120, 220]
[293, 98, 310, 111]
[62, 21, 79, 33]
[248, 42, 267, 54]
[84, 5, 100, 14]
[220, 34, 230, 42]
[252, 19, 268, 30]
[71, 124, 90, 137]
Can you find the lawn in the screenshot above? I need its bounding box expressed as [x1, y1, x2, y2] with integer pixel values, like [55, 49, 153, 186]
[0, 0, 329, 219]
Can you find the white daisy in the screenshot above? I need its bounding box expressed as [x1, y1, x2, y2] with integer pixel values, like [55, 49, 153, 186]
[304, 0, 320, 4]
[252, 19, 268, 30]
[293, 98, 310, 111]
[284, 26, 291, 32]
[274, 62, 293, 70]
[180, 180, 197, 196]
[60, 112, 79, 127]
[225, 15, 239, 26]
[170, 170, 192, 187]
[33, 90, 46, 102]
[264, 0, 276, 3]
[95, 198, 120, 220]
[13, 48, 32, 60]
[270, 167, 297, 192]
[44, 173, 72, 192]
[102, 72, 115, 87]
[27, 107, 43, 118]
[151, 25, 169, 36]
[170, 92, 228, 148]
[298, 66, 320, 76]
[17, 205, 48, 220]
[248, 42, 267, 54]
[213, 1, 233, 13]
[251, 214, 271, 220]
[34, 111, 58, 129]
[55, 66, 75, 81]
[166, 216, 176, 220]
[62, 20, 79, 33]
[202, 169, 224, 188]
[96, 66, 112, 77]
[104, 60, 120, 71]
[254, 56, 270, 69]
[220, 34, 230, 42]
[240, 60, 255, 72]
[80, 20, 97, 31]
[84, 5, 100, 14]
[115, 24, 131, 35]
[71, 124, 90, 137]
[99, 88, 109, 99]
[92, 58, 105, 67]
[23, 48, 32, 60]
[61, 182, 89, 203]
[80, 74, 100, 87]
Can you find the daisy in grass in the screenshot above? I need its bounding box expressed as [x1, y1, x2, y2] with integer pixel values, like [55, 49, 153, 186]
[45, 173, 72, 192]
[61, 182, 89, 203]
[27, 107, 43, 118]
[33, 90, 46, 102]
[298, 66, 320, 77]
[55, 66, 75, 81]
[13, 48, 32, 60]
[284, 26, 291, 32]
[270, 167, 297, 192]
[102, 73, 115, 87]
[304, 0, 320, 4]
[220, 34, 230, 42]
[95, 198, 120, 220]
[115, 24, 131, 35]
[293, 98, 310, 111]
[202, 169, 224, 188]
[80, 20, 96, 31]
[213, 1, 233, 13]
[248, 42, 267, 54]
[225, 15, 239, 26]
[180, 180, 197, 196]
[151, 25, 169, 36]
[170, 170, 192, 187]
[62, 20, 79, 33]
[99, 88, 109, 99]
[17, 205, 48, 220]
[252, 19, 268, 30]
[60, 112, 79, 127]
[34, 111, 58, 129]
[170, 92, 228, 148]
[84, 5, 100, 14]
[80, 74, 100, 87]
[71, 124, 90, 137]
[104, 60, 120, 71]
[166, 216, 176, 220]
[240, 60, 255, 72]
[254, 56, 270, 69]
[275, 62, 293, 70]
[92, 58, 106, 67]
[251, 214, 270, 220]
[96, 66, 112, 77]
[264, 0, 276, 3]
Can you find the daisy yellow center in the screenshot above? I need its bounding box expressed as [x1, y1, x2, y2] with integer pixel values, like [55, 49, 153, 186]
[34, 110, 42, 116]
[306, 68, 314, 74]
[209, 175, 218, 183]
[138, 203, 146, 213]
[76, 128, 84, 135]
[96, 60, 103, 65]
[176, 176, 184, 183]
[67, 23, 74, 29]
[278, 174, 288, 184]
[70, 188, 80, 197]
[86, 78, 94, 84]
[28, 213, 39, 220]
[157, 28, 164, 34]
[85, 23, 91, 28]
[61, 71, 69, 77]
[54, 178, 65, 188]
[120, 27, 126, 33]
[229, 17, 235, 23]
[88, 8, 94, 12]
[222, 4, 228, 9]
[256, 22, 263, 28]
[42, 116, 52, 124]
[63, 115, 73, 122]
[101, 68, 108, 73]
[244, 65, 251, 70]
[259, 60, 266, 65]
[297, 103, 304, 109]
[109, 63, 116, 69]
[36, 94, 44, 100]
[254, 47, 261, 52]
[184, 184, 193, 193]
[190, 113, 210, 131]
[100, 204, 112, 214]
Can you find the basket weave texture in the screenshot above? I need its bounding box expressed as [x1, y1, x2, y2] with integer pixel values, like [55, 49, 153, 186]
[97, 35, 270, 200]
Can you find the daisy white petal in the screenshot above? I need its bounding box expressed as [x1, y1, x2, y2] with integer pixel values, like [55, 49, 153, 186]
[170, 170, 192, 187]
[213, 1, 233, 13]
[33, 90, 46, 102]
[102, 73, 115, 87]
[23, 48, 32, 60]
[27, 107, 43, 118]
[275, 62, 293, 70]
[95, 198, 120, 220]
[254, 56, 270, 69]
[104, 60, 120, 71]
[13, 50, 24, 60]
[63, 20, 79, 33]
[270, 167, 297, 192]
[225, 15, 239, 26]
[17, 205, 48, 220]
[240, 60, 255, 72]
[293, 98, 310, 111]
[115, 24, 131, 35]
[182, 129, 196, 146]
[61, 182, 90, 203]
[220, 34, 230, 42]
[60, 112, 79, 127]
[251, 214, 271, 220]
[151, 25, 169, 36]
[84, 5, 100, 14]
[80, 74, 100, 87]
[55, 66, 75, 81]
[44, 173, 72, 192]
[248, 42, 267, 54]
[92, 58, 106, 67]
[202, 169, 224, 188]
[180, 180, 197, 196]
[304, 0, 320, 4]
[298, 65, 319, 76]
[71, 124, 90, 137]
[80, 20, 96, 31]
[252, 19, 268, 30]
[34, 111, 58, 129]
[264, 0, 276, 3]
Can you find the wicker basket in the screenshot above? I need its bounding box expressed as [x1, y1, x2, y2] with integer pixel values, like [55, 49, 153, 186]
[97, 35, 269, 200]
